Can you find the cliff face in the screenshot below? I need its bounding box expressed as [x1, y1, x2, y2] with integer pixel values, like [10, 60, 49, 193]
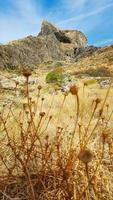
[0, 21, 88, 69]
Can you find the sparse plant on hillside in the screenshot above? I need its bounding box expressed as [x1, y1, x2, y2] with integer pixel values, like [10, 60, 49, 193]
[0, 71, 113, 200]
[73, 67, 112, 77]
[84, 79, 97, 86]
[46, 68, 65, 86]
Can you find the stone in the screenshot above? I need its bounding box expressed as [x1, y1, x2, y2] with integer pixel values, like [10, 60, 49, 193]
[74, 45, 100, 59]
[99, 79, 110, 88]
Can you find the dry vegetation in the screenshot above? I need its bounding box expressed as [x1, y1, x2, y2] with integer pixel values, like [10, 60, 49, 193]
[0, 69, 113, 200]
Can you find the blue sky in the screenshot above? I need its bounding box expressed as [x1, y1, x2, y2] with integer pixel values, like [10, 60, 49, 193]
[0, 0, 113, 46]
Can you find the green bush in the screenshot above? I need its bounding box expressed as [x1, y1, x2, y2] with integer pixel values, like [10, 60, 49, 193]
[46, 70, 65, 86]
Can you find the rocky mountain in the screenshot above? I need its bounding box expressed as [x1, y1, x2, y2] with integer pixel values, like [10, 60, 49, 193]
[67, 44, 113, 78]
[0, 21, 88, 69]
[1, 20, 113, 71]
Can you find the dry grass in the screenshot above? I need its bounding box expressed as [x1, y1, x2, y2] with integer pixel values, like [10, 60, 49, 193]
[0, 71, 113, 200]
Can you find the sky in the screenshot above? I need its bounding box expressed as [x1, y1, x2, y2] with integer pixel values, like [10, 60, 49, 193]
[0, 0, 113, 46]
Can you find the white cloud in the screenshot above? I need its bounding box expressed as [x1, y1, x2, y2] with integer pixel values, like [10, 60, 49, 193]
[58, 2, 113, 25]
[0, 0, 43, 43]
[61, 0, 88, 11]
[11, 0, 41, 23]
[0, 0, 113, 47]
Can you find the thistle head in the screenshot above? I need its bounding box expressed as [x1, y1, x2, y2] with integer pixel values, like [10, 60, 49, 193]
[41, 97, 45, 101]
[38, 85, 42, 90]
[78, 149, 93, 163]
[70, 85, 78, 95]
[15, 81, 19, 86]
[22, 69, 32, 78]
[39, 112, 45, 117]
[95, 98, 101, 105]
[83, 81, 88, 86]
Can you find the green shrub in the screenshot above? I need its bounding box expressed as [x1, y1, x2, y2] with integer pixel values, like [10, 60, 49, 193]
[46, 70, 65, 86]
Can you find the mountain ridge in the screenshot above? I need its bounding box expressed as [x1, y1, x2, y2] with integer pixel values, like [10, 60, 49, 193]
[0, 20, 113, 71]
[0, 21, 88, 69]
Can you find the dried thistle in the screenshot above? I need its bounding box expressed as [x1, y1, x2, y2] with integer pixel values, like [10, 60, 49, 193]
[40, 112, 45, 117]
[15, 81, 19, 86]
[23, 69, 32, 78]
[70, 85, 78, 95]
[95, 98, 101, 105]
[78, 149, 93, 163]
[38, 85, 42, 90]
[41, 97, 45, 101]
[99, 108, 103, 117]
[84, 82, 88, 86]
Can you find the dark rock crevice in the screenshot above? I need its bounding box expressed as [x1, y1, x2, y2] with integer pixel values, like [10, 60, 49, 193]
[54, 31, 71, 43]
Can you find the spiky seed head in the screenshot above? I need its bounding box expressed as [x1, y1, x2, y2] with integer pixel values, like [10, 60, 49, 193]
[41, 97, 45, 101]
[99, 108, 103, 116]
[22, 69, 32, 78]
[78, 149, 93, 163]
[49, 115, 52, 119]
[70, 85, 78, 95]
[95, 98, 101, 105]
[84, 82, 88, 86]
[38, 85, 42, 90]
[40, 112, 45, 117]
[15, 81, 19, 86]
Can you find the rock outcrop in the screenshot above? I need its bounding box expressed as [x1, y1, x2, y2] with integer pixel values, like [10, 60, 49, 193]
[74, 45, 100, 59]
[0, 21, 88, 69]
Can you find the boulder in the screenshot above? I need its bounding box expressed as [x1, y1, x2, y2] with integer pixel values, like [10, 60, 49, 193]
[74, 45, 100, 59]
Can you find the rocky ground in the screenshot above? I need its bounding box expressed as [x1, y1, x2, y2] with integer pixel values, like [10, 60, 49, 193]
[0, 61, 113, 111]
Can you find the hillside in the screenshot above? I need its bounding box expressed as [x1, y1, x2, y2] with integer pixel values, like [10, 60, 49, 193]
[0, 21, 113, 200]
[0, 21, 87, 69]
